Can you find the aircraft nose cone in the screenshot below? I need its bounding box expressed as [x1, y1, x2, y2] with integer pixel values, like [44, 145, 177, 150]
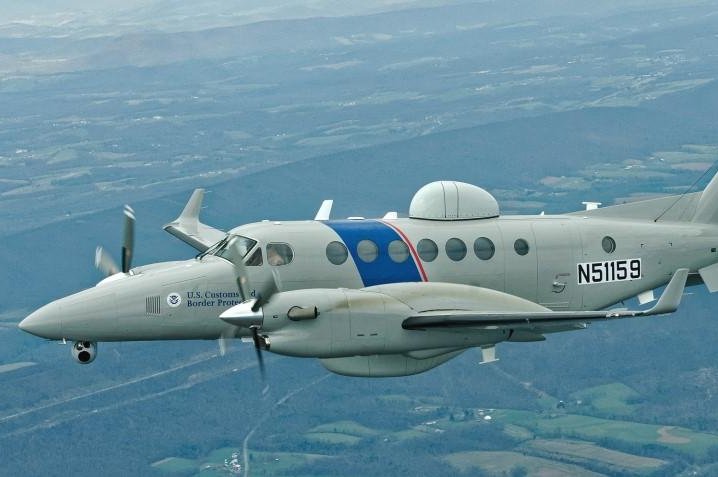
[19, 303, 63, 340]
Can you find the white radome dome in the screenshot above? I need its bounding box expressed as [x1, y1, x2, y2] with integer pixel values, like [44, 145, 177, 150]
[409, 181, 499, 220]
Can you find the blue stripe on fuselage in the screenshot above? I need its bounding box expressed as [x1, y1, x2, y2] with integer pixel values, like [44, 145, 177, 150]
[323, 220, 421, 287]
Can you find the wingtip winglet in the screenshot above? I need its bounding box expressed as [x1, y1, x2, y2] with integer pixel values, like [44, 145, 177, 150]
[648, 268, 689, 315]
[179, 188, 205, 222]
[163, 188, 225, 252]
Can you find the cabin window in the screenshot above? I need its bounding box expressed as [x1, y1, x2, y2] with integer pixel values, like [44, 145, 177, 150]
[602, 236, 616, 254]
[417, 239, 438, 262]
[245, 248, 263, 266]
[267, 243, 293, 266]
[357, 240, 379, 263]
[514, 238, 529, 256]
[474, 237, 495, 260]
[445, 238, 467, 261]
[326, 241, 348, 265]
[388, 240, 410, 263]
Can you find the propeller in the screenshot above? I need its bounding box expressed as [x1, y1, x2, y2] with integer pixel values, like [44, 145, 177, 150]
[95, 205, 136, 277]
[121, 205, 135, 273]
[225, 244, 283, 387]
[95, 246, 120, 276]
[218, 327, 235, 357]
[250, 325, 266, 382]
[231, 250, 280, 309]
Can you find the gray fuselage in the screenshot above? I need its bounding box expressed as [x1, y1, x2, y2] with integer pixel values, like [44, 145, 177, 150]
[22, 213, 718, 345]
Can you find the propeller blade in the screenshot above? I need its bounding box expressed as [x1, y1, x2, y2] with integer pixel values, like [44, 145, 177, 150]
[235, 272, 250, 303]
[227, 242, 278, 388]
[95, 246, 120, 277]
[122, 205, 135, 273]
[218, 327, 235, 357]
[226, 238, 252, 302]
[232, 251, 279, 310]
[251, 326, 266, 383]
[255, 345, 266, 381]
[218, 337, 227, 357]
[251, 277, 278, 312]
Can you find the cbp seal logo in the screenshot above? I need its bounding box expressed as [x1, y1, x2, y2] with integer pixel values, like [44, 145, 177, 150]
[166, 292, 182, 308]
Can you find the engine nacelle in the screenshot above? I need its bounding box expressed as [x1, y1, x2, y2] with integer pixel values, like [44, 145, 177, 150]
[72, 341, 97, 364]
[223, 282, 548, 359]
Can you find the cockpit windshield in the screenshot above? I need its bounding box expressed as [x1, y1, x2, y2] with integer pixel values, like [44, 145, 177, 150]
[201, 235, 257, 264]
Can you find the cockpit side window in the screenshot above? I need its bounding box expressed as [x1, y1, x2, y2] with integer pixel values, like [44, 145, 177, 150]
[232, 236, 257, 258]
[245, 248, 263, 266]
[211, 235, 258, 265]
[267, 243, 293, 266]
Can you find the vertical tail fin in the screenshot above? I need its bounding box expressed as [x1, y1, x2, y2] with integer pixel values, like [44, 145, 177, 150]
[692, 172, 718, 224]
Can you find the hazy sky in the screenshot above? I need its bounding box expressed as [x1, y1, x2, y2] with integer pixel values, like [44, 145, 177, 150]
[0, 0, 448, 23]
[0, 0, 702, 34]
[0, 0, 145, 17]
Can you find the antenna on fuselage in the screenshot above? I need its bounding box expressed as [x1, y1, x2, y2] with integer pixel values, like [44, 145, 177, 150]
[654, 160, 718, 222]
[314, 200, 333, 220]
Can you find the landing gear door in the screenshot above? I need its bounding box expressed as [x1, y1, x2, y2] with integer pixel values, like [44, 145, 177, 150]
[532, 219, 581, 310]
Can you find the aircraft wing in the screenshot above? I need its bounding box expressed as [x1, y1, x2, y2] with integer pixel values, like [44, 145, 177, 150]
[163, 189, 226, 252]
[402, 268, 688, 330]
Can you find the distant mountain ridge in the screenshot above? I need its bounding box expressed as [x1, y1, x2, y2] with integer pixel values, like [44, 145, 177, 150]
[1, 0, 712, 74]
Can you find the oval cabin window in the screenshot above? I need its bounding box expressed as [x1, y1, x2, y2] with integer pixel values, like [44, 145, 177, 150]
[602, 236, 616, 254]
[326, 241, 348, 265]
[474, 237, 495, 260]
[388, 240, 410, 263]
[417, 239, 438, 262]
[357, 240, 379, 263]
[445, 238, 467, 261]
[266, 243, 293, 266]
[514, 238, 529, 256]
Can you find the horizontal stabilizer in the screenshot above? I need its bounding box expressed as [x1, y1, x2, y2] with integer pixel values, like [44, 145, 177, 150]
[163, 189, 226, 252]
[403, 269, 688, 330]
[699, 262, 718, 293]
[567, 193, 701, 222]
[693, 171, 718, 224]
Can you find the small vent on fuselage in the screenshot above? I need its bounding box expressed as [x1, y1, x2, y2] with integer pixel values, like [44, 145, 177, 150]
[146, 296, 161, 315]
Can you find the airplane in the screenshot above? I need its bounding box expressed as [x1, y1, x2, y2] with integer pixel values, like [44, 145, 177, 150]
[18, 173, 718, 378]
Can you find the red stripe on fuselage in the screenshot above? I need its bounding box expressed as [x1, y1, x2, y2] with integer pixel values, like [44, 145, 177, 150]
[380, 220, 428, 282]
